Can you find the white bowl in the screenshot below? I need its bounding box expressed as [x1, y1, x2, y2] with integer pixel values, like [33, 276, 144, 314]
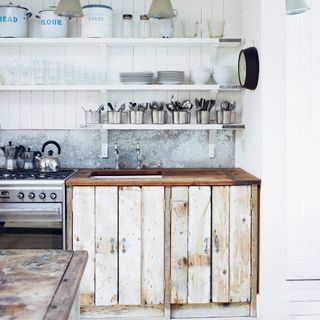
[213, 70, 235, 84]
[213, 65, 234, 73]
[190, 66, 211, 85]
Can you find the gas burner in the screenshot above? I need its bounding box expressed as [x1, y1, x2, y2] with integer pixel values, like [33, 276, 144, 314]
[0, 169, 75, 181]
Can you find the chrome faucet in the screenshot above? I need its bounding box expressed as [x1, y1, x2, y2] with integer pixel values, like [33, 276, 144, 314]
[136, 143, 142, 170]
[114, 143, 119, 170]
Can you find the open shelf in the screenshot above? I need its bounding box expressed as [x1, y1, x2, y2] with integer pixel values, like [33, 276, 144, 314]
[81, 124, 245, 130]
[0, 38, 242, 48]
[0, 84, 242, 92]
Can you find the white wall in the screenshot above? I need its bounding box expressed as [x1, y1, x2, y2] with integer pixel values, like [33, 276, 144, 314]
[237, 0, 288, 318]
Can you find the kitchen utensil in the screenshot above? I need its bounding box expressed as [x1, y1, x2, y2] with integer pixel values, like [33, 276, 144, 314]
[196, 111, 210, 124]
[36, 140, 61, 172]
[172, 111, 191, 124]
[0, 3, 32, 38]
[191, 66, 211, 84]
[36, 6, 68, 38]
[106, 111, 122, 124]
[81, 4, 113, 38]
[152, 110, 167, 124]
[23, 147, 37, 170]
[1, 141, 25, 170]
[129, 111, 145, 124]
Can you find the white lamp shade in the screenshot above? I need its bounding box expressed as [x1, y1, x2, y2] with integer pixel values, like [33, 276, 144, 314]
[55, 0, 84, 18]
[147, 0, 176, 19]
[286, 0, 310, 15]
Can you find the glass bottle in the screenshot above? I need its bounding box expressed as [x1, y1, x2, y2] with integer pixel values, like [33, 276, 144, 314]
[139, 15, 151, 38]
[122, 14, 133, 38]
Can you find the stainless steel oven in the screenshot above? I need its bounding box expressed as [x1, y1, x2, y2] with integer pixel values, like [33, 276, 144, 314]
[0, 202, 63, 249]
[0, 169, 75, 250]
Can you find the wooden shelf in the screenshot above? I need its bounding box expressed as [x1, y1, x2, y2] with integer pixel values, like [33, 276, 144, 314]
[0, 84, 242, 92]
[0, 38, 242, 48]
[81, 124, 245, 130]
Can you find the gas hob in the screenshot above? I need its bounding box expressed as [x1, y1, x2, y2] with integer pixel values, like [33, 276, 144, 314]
[0, 169, 75, 181]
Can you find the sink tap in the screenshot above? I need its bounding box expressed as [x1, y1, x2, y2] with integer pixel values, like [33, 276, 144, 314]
[114, 143, 119, 170]
[136, 143, 141, 170]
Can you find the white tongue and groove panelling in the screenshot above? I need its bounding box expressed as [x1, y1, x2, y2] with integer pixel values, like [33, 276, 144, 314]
[0, 0, 242, 129]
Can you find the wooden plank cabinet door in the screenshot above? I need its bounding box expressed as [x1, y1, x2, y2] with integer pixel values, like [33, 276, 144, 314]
[95, 187, 118, 306]
[72, 187, 95, 306]
[229, 185, 252, 303]
[188, 186, 211, 304]
[141, 187, 165, 305]
[119, 187, 142, 305]
[171, 187, 189, 304]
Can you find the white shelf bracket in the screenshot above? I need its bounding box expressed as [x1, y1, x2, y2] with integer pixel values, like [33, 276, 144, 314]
[208, 130, 217, 158]
[100, 130, 109, 158]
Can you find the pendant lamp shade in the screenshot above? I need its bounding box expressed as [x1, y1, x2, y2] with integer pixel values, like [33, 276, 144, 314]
[55, 0, 84, 18]
[286, 0, 310, 15]
[147, 0, 176, 19]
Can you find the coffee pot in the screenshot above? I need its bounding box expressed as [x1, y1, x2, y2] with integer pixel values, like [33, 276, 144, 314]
[23, 147, 38, 170]
[0, 141, 25, 170]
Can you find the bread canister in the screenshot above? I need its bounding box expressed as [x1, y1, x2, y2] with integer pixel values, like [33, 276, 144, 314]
[81, 4, 113, 38]
[0, 3, 32, 38]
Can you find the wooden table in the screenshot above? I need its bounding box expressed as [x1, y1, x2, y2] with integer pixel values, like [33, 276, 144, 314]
[0, 250, 88, 320]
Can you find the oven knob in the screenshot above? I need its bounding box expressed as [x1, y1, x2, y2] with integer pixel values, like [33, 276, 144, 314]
[50, 193, 57, 200]
[28, 192, 35, 200]
[39, 193, 46, 200]
[17, 192, 24, 200]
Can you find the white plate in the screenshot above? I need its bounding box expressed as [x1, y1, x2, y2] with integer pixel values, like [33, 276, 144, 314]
[158, 81, 184, 85]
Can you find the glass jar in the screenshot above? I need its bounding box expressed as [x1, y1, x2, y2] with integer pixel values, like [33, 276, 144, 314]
[122, 14, 133, 38]
[139, 15, 151, 38]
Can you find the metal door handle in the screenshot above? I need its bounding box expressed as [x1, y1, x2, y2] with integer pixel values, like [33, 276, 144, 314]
[204, 238, 209, 254]
[122, 238, 126, 254]
[214, 235, 219, 253]
[110, 238, 115, 254]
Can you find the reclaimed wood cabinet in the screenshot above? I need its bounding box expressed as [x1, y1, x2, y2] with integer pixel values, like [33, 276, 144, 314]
[69, 184, 258, 319]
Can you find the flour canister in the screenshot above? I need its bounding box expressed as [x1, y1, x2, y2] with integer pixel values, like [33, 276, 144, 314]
[0, 3, 32, 38]
[81, 4, 113, 38]
[37, 6, 68, 38]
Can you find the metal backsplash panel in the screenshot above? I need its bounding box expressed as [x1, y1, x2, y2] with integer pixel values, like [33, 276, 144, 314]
[0, 130, 235, 169]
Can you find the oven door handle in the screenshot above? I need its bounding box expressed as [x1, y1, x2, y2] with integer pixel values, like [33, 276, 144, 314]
[0, 209, 62, 222]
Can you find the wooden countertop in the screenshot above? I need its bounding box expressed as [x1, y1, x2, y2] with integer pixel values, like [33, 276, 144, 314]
[0, 250, 87, 320]
[66, 168, 260, 186]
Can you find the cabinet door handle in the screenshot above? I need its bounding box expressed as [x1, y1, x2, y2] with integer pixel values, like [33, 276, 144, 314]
[110, 238, 115, 254]
[204, 238, 209, 254]
[122, 238, 126, 254]
[214, 235, 220, 253]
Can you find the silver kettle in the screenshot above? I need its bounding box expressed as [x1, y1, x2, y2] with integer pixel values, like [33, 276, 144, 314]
[35, 140, 61, 172]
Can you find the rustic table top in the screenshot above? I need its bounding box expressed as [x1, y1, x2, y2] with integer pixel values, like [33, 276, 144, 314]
[0, 250, 87, 320]
[66, 168, 261, 187]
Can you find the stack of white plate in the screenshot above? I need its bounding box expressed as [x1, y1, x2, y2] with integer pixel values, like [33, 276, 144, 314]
[157, 71, 185, 85]
[120, 72, 154, 84]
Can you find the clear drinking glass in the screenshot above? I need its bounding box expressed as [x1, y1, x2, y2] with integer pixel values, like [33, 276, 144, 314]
[5, 59, 18, 85]
[47, 61, 61, 85]
[207, 20, 226, 38]
[34, 60, 45, 85]
[181, 19, 200, 38]
[64, 63, 74, 85]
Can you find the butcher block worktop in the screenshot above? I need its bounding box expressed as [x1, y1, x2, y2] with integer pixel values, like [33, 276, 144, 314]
[66, 168, 260, 186]
[0, 250, 87, 320]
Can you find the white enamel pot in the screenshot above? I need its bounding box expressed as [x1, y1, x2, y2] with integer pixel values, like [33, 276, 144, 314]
[0, 2, 32, 38]
[81, 4, 113, 38]
[36, 6, 68, 38]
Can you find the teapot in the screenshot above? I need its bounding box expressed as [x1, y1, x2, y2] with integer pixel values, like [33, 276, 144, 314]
[35, 140, 61, 172]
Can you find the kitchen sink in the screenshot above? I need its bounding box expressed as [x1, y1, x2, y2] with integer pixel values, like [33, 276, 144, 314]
[90, 169, 163, 179]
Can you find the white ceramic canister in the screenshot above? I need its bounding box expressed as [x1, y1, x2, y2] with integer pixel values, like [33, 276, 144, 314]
[37, 6, 68, 38]
[81, 4, 113, 38]
[0, 3, 31, 38]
